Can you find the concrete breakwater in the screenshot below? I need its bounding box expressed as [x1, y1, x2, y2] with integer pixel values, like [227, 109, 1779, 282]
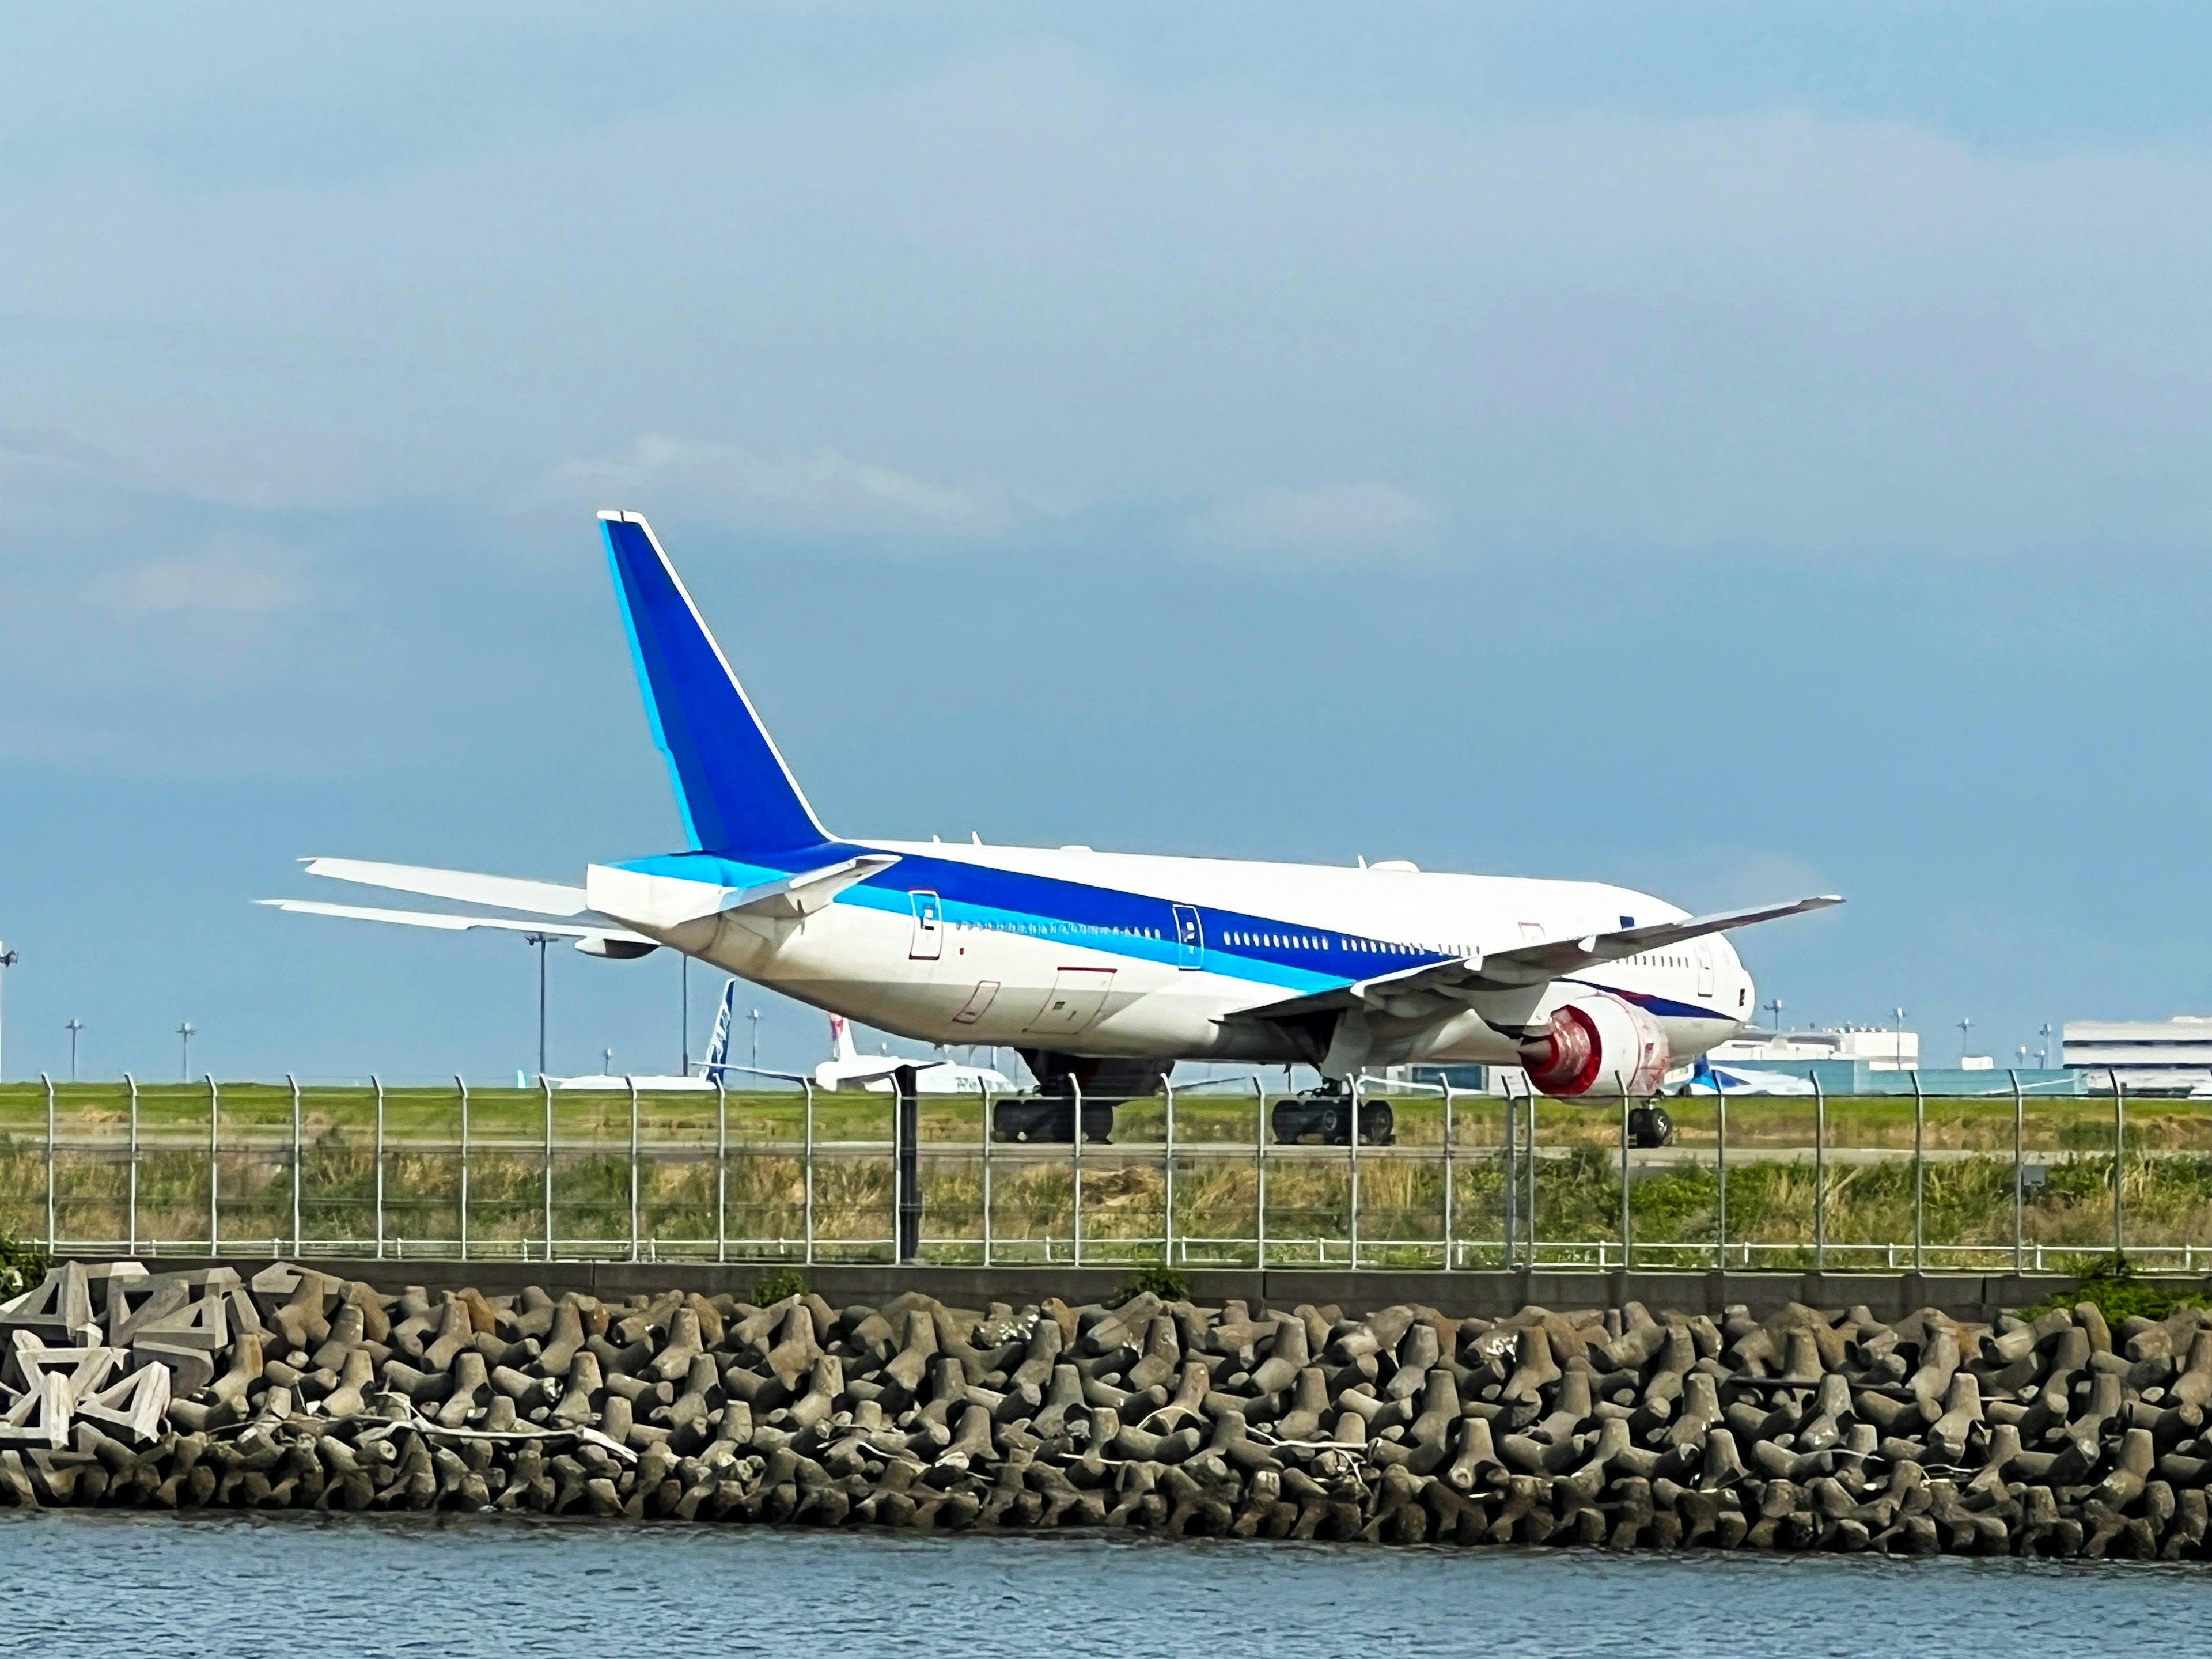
[2, 1259, 2209, 1558]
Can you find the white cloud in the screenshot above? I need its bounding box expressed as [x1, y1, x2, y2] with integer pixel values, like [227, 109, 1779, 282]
[1187, 482, 1438, 561]
[88, 536, 310, 615]
[547, 434, 1024, 540]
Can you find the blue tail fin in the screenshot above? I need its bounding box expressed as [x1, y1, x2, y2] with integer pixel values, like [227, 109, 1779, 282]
[704, 976, 740, 1076]
[600, 512, 830, 857]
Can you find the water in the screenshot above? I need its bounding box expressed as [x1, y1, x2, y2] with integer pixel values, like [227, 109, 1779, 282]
[3, 1513, 2207, 1658]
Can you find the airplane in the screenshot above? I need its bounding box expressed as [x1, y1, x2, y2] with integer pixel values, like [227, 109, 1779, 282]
[1669, 1056, 1820, 1097]
[264, 509, 1840, 1149]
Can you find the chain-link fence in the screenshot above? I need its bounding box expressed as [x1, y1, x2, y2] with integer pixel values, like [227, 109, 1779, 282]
[0, 1070, 2200, 1271]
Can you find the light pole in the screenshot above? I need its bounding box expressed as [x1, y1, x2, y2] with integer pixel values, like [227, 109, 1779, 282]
[750, 1008, 761, 1071]
[522, 933, 552, 1078]
[2040, 1023, 2055, 1071]
[64, 1019, 84, 1081]
[176, 1021, 195, 1081]
[602, 1046, 613, 1077]
[1957, 1017, 1972, 1065]
[0, 942, 17, 1082]
[1894, 1007, 1906, 1072]
[1763, 996, 1783, 1036]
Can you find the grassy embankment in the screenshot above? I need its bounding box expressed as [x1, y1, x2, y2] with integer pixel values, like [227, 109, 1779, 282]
[0, 1083, 2206, 1270]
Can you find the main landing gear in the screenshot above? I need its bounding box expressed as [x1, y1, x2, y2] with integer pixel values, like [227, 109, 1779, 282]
[990, 1097, 1115, 1144]
[1271, 1088, 1396, 1146]
[1628, 1104, 1674, 1149]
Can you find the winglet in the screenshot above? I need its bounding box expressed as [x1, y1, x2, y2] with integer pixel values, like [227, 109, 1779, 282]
[599, 511, 831, 857]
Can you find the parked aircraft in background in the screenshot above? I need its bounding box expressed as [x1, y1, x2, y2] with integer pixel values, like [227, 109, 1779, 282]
[724, 1001, 1018, 1096]
[266, 511, 1839, 1148]
[1671, 1057, 1820, 1097]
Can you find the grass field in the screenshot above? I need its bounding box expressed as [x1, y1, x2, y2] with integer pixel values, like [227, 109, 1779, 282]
[0, 1081, 2202, 1271]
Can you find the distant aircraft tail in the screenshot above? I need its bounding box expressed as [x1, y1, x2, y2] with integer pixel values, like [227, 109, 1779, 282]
[703, 977, 741, 1075]
[600, 511, 831, 858]
[830, 1014, 859, 1065]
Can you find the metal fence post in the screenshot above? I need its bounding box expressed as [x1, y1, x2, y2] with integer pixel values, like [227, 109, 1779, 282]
[716, 1079, 728, 1265]
[1910, 1069, 1925, 1274]
[1347, 1075, 1361, 1272]
[1812, 1070, 1826, 1274]
[1442, 1079, 1456, 1271]
[1502, 1075, 1517, 1270]
[1162, 1080, 1176, 1267]
[124, 1073, 138, 1257]
[2112, 1067, 2126, 1264]
[1618, 1080, 1631, 1275]
[1070, 1075, 1084, 1269]
[802, 1078, 816, 1266]
[1254, 1074, 1267, 1272]
[289, 1074, 302, 1257]
[42, 1073, 55, 1254]
[456, 1075, 469, 1261]
[627, 1077, 640, 1264]
[1714, 1072, 1728, 1272]
[2010, 1067, 2024, 1277]
[1526, 1089, 1539, 1269]
[207, 1075, 220, 1256]
[373, 1075, 385, 1259]
[980, 1084, 994, 1268]
[541, 1075, 554, 1262]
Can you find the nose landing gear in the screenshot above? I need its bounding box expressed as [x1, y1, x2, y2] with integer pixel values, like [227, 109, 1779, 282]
[1627, 1104, 1673, 1149]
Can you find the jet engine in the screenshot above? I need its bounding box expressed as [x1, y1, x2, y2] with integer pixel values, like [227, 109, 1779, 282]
[1518, 993, 1669, 1098]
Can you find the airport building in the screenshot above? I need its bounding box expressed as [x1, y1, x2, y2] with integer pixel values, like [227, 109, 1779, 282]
[2064, 1017, 2212, 1096]
[1696, 1025, 2080, 1096]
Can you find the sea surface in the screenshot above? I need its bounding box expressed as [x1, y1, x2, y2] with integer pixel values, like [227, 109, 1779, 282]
[2, 1513, 2207, 1658]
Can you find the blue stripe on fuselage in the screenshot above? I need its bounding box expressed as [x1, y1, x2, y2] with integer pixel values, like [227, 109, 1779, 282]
[613, 844, 1438, 995]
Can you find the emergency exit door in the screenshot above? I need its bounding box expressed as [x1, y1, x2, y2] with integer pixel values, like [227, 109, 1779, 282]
[1173, 904, 1204, 970]
[909, 891, 942, 960]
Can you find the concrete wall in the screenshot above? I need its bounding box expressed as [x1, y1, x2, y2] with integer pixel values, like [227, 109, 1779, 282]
[92, 1253, 2193, 1325]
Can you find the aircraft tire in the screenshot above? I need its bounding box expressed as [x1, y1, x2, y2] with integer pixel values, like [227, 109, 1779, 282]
[1628, 1104, 1673, 1149]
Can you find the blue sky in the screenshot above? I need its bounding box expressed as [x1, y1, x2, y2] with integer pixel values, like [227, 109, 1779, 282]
[4, 3, 2211, 1082]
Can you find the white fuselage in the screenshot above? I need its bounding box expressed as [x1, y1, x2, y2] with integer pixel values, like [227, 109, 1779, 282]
[635, 839, 1753, 1074]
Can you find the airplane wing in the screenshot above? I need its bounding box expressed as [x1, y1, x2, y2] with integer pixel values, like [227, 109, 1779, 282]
[257, 900, 658, 957]
[1228, 895, 1842, 1022]
[1467, 895, 1844, 987]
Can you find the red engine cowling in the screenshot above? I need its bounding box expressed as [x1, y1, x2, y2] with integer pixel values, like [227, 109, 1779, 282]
[1518, 993, 1671, 1097]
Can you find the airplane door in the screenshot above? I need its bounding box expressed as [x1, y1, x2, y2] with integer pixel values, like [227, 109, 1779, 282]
[1023, 968, 1116, 1034]
[1695, 939, 1714, 997]
[909, 891, 942, 961]
[1172, 905, 1204, 970]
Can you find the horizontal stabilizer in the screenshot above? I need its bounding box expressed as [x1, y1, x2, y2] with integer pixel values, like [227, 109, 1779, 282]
[304, 858, 589, 918]
[259, 899, 655, 955]
[587, 853, 899, 931]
